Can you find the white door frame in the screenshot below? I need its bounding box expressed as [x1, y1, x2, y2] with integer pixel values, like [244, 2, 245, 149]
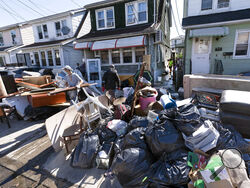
[191, 36, 212, 74]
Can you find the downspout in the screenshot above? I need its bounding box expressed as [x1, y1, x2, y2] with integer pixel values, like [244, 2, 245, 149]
[154, 0, 156, 23]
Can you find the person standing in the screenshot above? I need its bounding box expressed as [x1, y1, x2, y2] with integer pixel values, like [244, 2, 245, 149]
[102, 64, 120, 101]
[63, 65, 83, 103]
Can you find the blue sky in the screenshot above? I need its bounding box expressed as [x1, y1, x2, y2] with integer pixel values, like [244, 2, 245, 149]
[0, 0, 184, 38]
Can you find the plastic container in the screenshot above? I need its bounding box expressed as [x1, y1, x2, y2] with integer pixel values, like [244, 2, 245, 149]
[139, 91, 158, 110]
[160, 94, 177, 109]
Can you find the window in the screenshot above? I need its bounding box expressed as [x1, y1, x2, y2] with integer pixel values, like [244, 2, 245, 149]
[234, 31, 250, 57]
[10, 30, 17, 45]
[54, 50, 61, 66]
[123, 48, 132, 63]
[112, 50, 120, 64]
[127, 4, 136, 24]
[201, 0, 212, 10]
[135, 47, 145, 63]
[0, 56, 6, 66]
[100, 50, 109, 64]
[41, 51, 46, 66]
[126, 0, 148, 25]
[34, 52, 40, 66]
[55, 20, 67, 37]
[47, 51, 53, 66]
[217, 0, 229, 8]
[96, 7, 115, 30]
[0, 32, 4, 46]
[37, 24, 49, 39]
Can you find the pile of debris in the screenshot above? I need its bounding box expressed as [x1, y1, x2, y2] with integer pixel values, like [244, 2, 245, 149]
[64, 81, 250, 187]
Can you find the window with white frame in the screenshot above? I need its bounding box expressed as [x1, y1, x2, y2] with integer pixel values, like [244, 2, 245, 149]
[234, 31, 250, 57]
[217, 0, 230, 8]
[201, 0, 212, 10]
[135, 47, 145, 63]
[112, 50, 120, 64]
[37, 24, 49, 39]
[10, 30, 17, 45]
[0, 32, 4, 46]
[54, 50, 61, 66]
[96, 7, 115, 30]
[126, 0, 148, 26]
[100, 50, 109, 64]
[55, 20, 67, 37]
[47, 50, 53, 66]
[34, 52, 40, 66]
[123, 48, 132, 63]
[41, 51, 47, 66]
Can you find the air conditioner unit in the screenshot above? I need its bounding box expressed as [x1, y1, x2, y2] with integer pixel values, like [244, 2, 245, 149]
[155, 30, 162, 42]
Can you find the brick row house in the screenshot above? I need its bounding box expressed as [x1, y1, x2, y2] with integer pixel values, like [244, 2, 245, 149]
[74, 0, 172, 83]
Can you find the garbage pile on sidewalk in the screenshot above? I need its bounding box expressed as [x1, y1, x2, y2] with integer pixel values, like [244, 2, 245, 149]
[66, 76, 250, 188]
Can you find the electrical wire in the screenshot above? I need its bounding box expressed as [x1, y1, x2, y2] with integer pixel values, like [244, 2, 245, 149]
[15, 0, 46, 17]
[26, 0, 56, 15]
[170, 3, 183, 38]
[70, 0, 82, 8]
[0, 2, 19, 22]
[1, 0, 26, 21]
[174, 0, 182, 27]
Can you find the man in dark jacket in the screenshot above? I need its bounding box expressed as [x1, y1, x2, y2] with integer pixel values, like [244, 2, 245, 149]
[102, 65, 120, 100]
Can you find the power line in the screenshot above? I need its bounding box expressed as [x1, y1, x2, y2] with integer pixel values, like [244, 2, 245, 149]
[26, 0, 57, 14]
[70, 0, 82, 8]
[0, 2, 19, 22]
[170, 3, 183, 38]
[174, 0, 182, 27]
[1, 0, 26, 21]
[15, 0, 46, 17]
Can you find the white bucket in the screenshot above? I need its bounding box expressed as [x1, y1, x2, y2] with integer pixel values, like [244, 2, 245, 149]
[158, 76, 162, 82]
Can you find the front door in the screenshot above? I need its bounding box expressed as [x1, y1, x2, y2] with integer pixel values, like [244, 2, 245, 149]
[191, 37, 212, 74]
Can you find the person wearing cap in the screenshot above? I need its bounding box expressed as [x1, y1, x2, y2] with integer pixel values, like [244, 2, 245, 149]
[63, 65, 83, 102]
[102, 64, 121, 101]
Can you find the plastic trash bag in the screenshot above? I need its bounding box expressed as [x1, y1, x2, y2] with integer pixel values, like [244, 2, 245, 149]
[145, 119, 184, 157]
[107, 120, 128, 137]
[212, 122, 250, 154]
[96, 142, 114, 169]
[71, 132, 100, 168]
[175, 103, 201, 122]
[111, 147, 153, 187]
[96, 124, 117, 144]
[182, 120, 220, 152]
[147, 149, 191, 187]
[128, 116, 149, 132]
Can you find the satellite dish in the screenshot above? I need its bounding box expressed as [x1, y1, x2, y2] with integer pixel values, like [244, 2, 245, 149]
[61, 26, 70, 35]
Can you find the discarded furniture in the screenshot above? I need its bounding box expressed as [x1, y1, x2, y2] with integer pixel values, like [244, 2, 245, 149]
[0, 75, 17, 98]
[28, 92, 66, 108]
[220, 90, 250, 138]
[62, 108, 85, 153]
[0, 103, 16, 128]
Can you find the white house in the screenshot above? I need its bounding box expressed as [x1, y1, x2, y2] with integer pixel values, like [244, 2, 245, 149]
[0, 23, 34, 67]
[20, 8, 91, 69]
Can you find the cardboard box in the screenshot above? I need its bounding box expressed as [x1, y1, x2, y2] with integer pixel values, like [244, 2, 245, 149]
[28, 92, 66, 107]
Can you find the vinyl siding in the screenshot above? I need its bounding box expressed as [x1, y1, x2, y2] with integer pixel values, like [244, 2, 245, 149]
[63, 45, 83, 69]
[77, 11, 91, 38]
[20, 25, 35, 45]
[72, 12, 84, 34]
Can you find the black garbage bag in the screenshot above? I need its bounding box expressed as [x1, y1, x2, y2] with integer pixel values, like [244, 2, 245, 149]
[128, 116, 149, 132]
[122, 127, 148, 150]
[96, 142, 114, 169]
[242, 154, 250, 176]
[212, 122, 250, 154]
[111, 147, 153, 187]
[96, 124, 117, 144]
[173, 103, 202, 136]
[147, 149, 190, 187]
[145, 119, 184, 157]
[71, 132, 100, 168]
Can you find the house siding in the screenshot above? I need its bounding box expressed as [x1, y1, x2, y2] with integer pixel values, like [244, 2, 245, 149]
[90, 0, 154, 31]
[63, 45, 83, 69]
[187, 0, 250, 17]
[184, 22, 250, 75]
[72, 12, 84, 34]
[20, 25, 35, 45]
[77, 11, 92, 38]
[1, 28, 22, 47]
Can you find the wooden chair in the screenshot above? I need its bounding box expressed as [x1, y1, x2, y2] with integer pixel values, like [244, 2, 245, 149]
[0, 103, 16, 128]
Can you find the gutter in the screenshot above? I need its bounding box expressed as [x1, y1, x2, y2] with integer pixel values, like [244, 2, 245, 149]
[182, 18, 250, 29]
[74, 10, 89, 38]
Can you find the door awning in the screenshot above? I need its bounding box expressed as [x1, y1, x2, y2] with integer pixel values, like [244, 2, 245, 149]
[116, 35, 146, 48]
[74, 42, 92, 49]
[189, 27, 229, 38]
[91, 39, 117, 51]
